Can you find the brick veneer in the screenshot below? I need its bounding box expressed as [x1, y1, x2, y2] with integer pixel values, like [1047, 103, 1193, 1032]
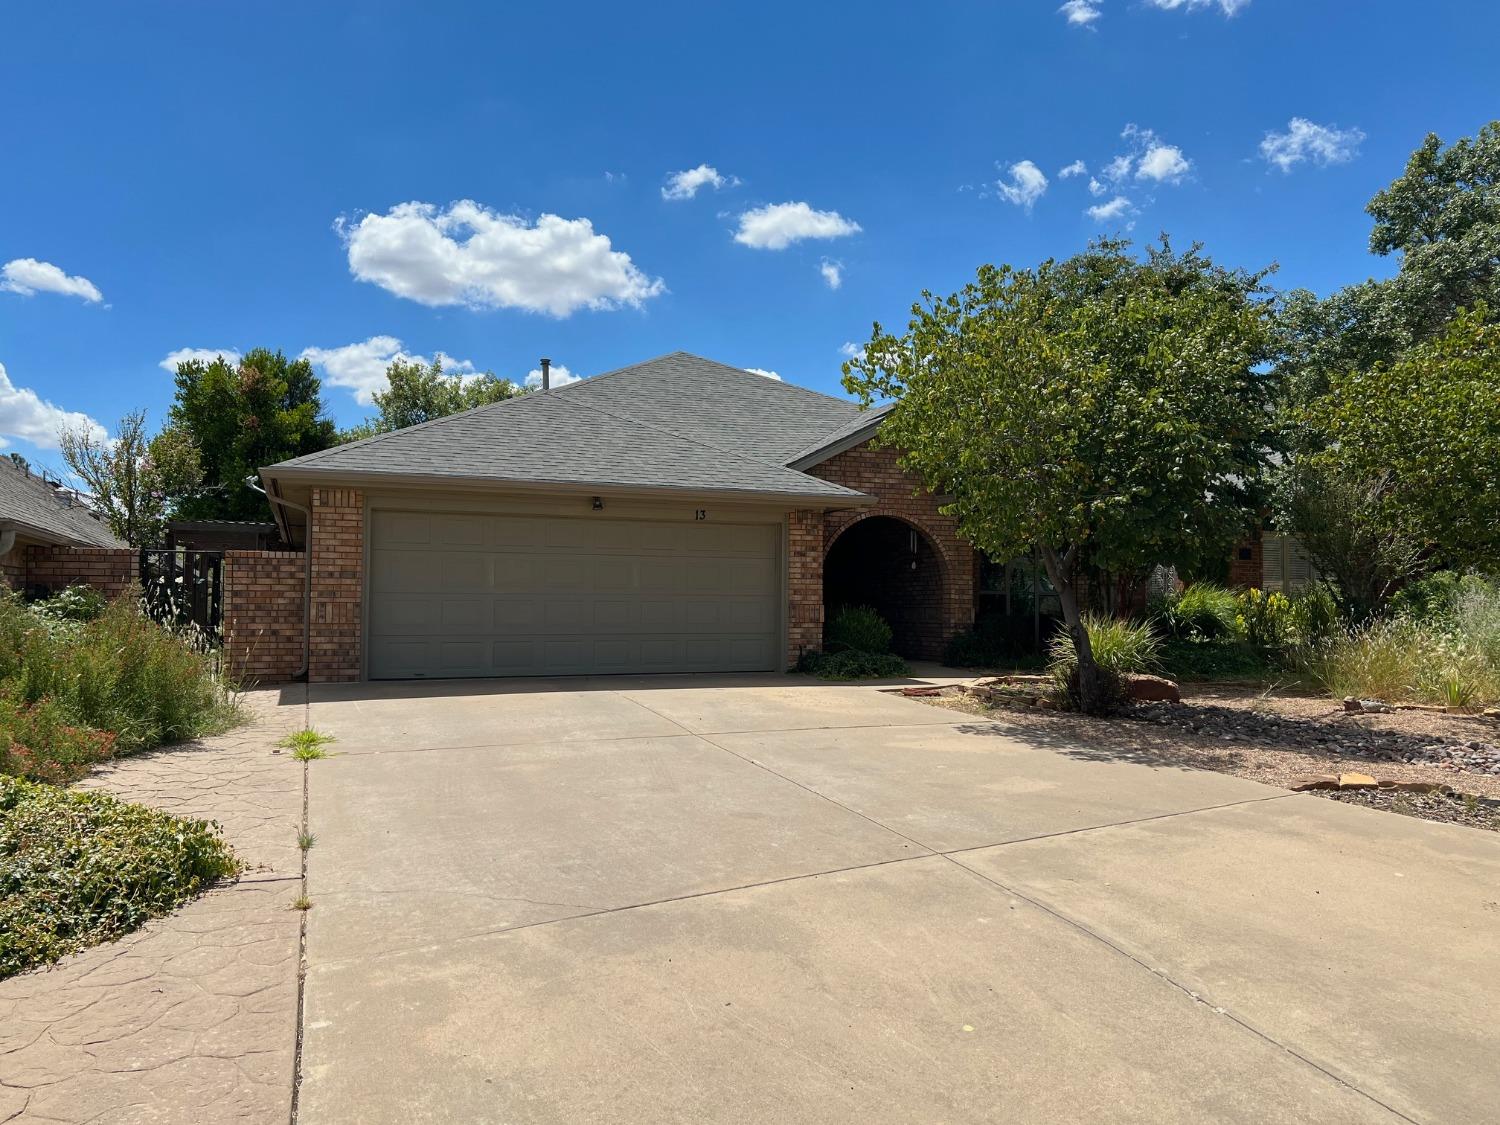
[1228, 533, 1263, 590]
[308, 488, 364, 683]
[24, 545, 138, 598]
[787, 442, 977, 663]
[223, 550, 306, 684]
[786, 510, 825, 666]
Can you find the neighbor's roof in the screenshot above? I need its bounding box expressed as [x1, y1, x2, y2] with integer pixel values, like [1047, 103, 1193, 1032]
[0, 460, 124, 548]
[265, 352, 884, 503]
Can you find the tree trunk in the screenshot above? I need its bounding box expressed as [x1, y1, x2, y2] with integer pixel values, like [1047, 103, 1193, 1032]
[1040, 546, 1109, 715]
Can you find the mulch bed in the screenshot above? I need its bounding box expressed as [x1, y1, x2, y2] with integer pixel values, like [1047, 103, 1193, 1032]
[1314, 787, 1500, 832]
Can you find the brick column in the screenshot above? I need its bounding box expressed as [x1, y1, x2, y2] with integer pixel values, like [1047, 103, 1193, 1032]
[222, 550, 306, 685]
[786, 510, 824, 667]
[309, 488, 364, 683]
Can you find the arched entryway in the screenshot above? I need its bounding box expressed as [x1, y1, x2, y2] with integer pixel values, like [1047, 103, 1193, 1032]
[823, 516, 947, 660]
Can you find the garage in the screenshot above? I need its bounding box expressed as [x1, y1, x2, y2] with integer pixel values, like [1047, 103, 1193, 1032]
[367, 508, 782, 679]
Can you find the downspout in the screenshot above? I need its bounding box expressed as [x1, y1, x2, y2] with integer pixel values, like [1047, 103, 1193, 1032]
[246, 476, 311, 682]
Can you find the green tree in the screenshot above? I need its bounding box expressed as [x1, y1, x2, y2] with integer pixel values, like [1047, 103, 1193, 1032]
[1279, 122, 1500, 402]
[1298, 306, 1500, 576]
[843, 240, 1277, 713]
[59, 411, 203, 546]
[342, 358, 522, 440]
[168, 349, 337, 520]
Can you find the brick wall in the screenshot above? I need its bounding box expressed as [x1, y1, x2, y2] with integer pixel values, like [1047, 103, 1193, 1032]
[790, 442, 977, 662]
[786, 510, 824, 666]
[309, 488, 364, 683]
[0, 545, 24, 589]
[223, 551, 306, 684]
[1228, 533, 1263, 590]
[24, 545, 138, 598]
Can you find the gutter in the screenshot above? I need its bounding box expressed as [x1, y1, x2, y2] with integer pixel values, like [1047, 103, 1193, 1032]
[245, 476, 311, 682]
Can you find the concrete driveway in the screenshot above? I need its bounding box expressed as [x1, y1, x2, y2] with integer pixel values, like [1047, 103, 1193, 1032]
[294, 676, 1500, 1124]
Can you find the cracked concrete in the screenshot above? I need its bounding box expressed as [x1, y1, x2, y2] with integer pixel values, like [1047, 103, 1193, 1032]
[0, 689, 306, 1125]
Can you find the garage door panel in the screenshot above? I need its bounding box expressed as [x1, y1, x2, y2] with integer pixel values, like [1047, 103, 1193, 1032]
[370, 513, 779, 679]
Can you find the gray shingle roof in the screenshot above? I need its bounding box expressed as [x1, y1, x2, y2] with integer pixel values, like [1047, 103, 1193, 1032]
[268, 352, 877, 502]
[0, 461, 124, 547]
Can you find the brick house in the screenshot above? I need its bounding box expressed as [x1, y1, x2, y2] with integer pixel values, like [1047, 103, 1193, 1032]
[0, 457, 131, 594]
[256, 353, 979, 683]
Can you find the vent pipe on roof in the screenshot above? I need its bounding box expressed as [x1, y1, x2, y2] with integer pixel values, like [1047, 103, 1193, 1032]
[539, 357, 551, 391]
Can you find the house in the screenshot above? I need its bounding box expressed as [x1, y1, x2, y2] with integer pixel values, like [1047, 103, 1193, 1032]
[0, 458, 128, 594]
[259, 353, 977, 682]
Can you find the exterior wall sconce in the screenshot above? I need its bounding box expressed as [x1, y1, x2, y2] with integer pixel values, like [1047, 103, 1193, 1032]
[592, 496, 604, 511]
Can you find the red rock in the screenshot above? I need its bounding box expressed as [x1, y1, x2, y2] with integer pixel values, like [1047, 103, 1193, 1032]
[1125, 674, 1181, 703]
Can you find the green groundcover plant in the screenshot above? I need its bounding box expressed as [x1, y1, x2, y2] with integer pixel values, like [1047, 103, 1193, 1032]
[0, 775, 239, 977]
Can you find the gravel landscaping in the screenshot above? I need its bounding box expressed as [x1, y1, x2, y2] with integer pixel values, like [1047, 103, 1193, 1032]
[916, 683, 1500, 818]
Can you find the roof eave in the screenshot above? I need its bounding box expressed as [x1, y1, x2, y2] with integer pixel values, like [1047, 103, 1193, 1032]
[0, 516, 119, 550]
[260, 466, 875, 510]
[785, 415, 888, 472]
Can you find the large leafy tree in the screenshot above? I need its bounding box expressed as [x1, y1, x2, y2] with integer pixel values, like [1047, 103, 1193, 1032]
[844, 240, 1277, 713]
[341, 358, 522, 441]
[1279, 122, 1500, 403]
[59, 411, 202, 546]
[1299, 306, 1500, 576]
[169, 349, 337, 520]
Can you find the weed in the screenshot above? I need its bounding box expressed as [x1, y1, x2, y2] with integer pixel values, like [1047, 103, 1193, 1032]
[297, 831, 317, 851]
[279, 729, 336, 761]
[290, 895, 313, 911]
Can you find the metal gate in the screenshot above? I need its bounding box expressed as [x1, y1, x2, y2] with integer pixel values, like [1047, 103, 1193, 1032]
[139, 549, 223, 641]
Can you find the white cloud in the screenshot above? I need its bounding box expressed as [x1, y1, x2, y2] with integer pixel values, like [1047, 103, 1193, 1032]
[661, 164, 739, 201]
[0, 360, 107, 450]
[1136, 143, 1191, 183]
[1058, 160, 1089, 179]
[1146, 0, 1249, 13]
[992, 160, 1049, 211]
[819, 258, 844, 289]
[838, 341, 865, 360]
[1059, 0, 1102, 25]
[732, 202, 862, 250]
[1087, 177, 1107, 197]
[1, 258, 103, 303]
[159, 347, 241, 373]
[745, 368, 782, 381]
[300, 336, 480, 405]
[1103, 153, 1135, 182]
[1086, 196, 1134, 222]
[337, 200, 664, 317]
[1260, 118, 1366, 173]
[524, 363, 584, 389]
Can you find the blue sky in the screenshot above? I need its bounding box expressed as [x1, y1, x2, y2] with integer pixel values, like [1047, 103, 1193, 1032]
[2, 1, 1496, 470]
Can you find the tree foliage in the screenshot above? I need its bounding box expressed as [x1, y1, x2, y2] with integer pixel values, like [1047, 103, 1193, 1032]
[843, 239, 1277, 712]
[1299, 306, 1500, 574]
[339, 358, 522, 442]
[168, 349, 336, 521]
[1279, 122, 1500, 403]
[59, 411, 202, 547]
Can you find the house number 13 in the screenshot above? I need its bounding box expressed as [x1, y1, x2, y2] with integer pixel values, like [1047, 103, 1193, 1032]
[694, 509, 707, 520]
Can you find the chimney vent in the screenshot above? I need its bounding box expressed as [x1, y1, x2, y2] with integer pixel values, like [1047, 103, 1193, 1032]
[539, 357, 551, 391]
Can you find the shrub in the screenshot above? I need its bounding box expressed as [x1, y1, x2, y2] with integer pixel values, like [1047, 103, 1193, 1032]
[0, 695, 117, 784]
[1235, 588, 1291, 651]
[1158, 639, 1274, 682]
[1305, 605, 1500, 706]
[796, 649, 910, 680]
[0, 774, 239, 978]
[1152, 583, 1241, 641]
[29, 585, 108, 625]
[825, 606, 894, 654]
[943, 613, 1053, 668]
[0, 595, 237, 762]
[1285, 585, 1339, 646]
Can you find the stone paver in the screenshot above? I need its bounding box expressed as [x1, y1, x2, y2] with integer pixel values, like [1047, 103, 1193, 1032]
[0, 689, 306, 1125]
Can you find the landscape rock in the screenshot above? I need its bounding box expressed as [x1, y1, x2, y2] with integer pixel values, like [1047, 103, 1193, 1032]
[1289, 775, 1339, 791]
[1126, 674, 1181, 703]
[1338, 772, 1378, 789]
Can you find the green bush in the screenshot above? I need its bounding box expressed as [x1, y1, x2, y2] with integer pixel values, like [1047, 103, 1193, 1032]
[1158, 638, 1274, 682]
[796, 649, 910, 680]
[943, 613, 1052, 668]
[1152, 583, 1241, 641]
[825, 605, 894, 654]
[0, 695, 117, 784]
[0, 774, 240, 978]
[1047, 615, 1161, 709]
[29, 585, 108, 625]
[1235, 588, 1291, 651]
[0, 595, 237, 762]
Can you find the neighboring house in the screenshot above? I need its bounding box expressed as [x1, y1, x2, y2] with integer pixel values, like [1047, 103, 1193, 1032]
[260, 352, 977, 682]
[0, 457, 125, 590]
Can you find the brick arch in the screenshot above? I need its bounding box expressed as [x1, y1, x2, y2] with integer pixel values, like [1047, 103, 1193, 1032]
[824, 509, 957, 582]
[822, 512, 953, 661]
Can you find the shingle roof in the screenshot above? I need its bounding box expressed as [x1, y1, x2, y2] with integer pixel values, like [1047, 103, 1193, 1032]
[267, 352, 878, 502]
[0, 461, 124, 547]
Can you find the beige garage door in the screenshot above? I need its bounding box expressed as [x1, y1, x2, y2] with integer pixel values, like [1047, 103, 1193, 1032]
[367, 509, 781, 679]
